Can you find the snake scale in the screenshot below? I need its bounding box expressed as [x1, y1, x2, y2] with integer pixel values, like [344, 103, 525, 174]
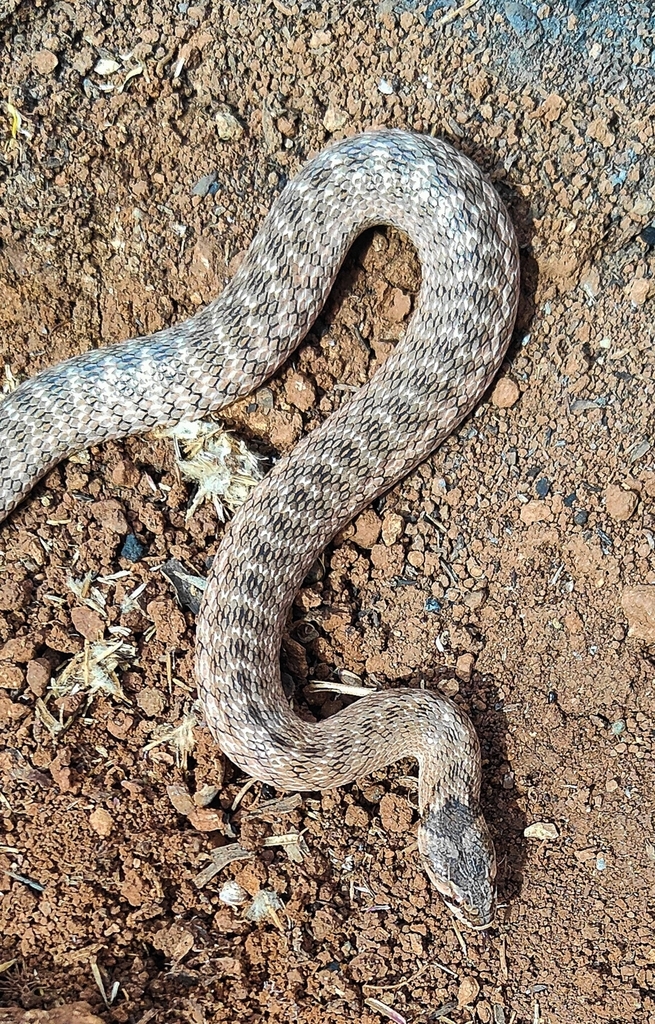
[0, 130, 520, 926]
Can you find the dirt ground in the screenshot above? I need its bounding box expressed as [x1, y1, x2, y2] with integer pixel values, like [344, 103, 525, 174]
[1, 1, 654, 1022]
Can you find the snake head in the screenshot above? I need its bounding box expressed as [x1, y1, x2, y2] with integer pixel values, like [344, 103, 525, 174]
[417, 797, 497, 928]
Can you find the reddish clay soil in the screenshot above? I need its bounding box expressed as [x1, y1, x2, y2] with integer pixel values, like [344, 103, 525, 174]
[1, 2, 654, 1023]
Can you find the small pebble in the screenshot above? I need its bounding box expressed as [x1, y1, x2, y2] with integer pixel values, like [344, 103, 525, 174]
[361, 784, 385, 803]
[345, 803, 370, 828]
[284, 371, 317, 412]
[323, 104, 348, 133]
[573, 510, 588, 525]
[309, 29, 332, 47]
[277, 115, 297, 138]
[91, 499, 128, 534]
[632, 197, 652, 218]
[111, 459, 140, 488]
[524, 821, 559, 840]
[89, 807, 113, 837]
[621, 586, 655, 642]
[563, 612, 583, 634]
[626, 277, 652, 305]
[167, 783, 196, 816]
[462, 589, 486, 611]
[26, 658, 51, 696]
[457, 976, 480, 1007]
[106, 711, 134, 740]
[477, 1002, 493, 1024]
[381, 512, 404, 546]
[71, 606, 105, 641]
[121, 534, 146, 561]
[136, 686, 165, 717]
[0, 580, 32, 611]
[33, 49, 59, 75]
[455, 652, 475, 682]
[194, 784, 221, 807]
[504, 1, 543, 46]
[425, 597, 442, 613]
[535, 477, 551, 498]
[0, 663, 25, 689]
[383, 287, 412, 322]
[491, 377, 520, 409]
[640, 224, 655, 246]
[520, 500, 550, 525]
[604, 484, 638, 522]
[350, 509, 382, 548]
[192, 171, 218, 197]
[187, 807, 224, 832]
[256, 387, 274, 411]
[379, 792, 412, 833]
[215, 107, 243, 140]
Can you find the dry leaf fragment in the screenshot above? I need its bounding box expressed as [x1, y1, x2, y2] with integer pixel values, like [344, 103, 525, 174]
[364, 998, 407, 1024]
[246, 793, 303, 818]
[53, 943, 106, 966]
[262, 831, 309, 863]
[244, 889, 286, 930]
[94, 58, 121, 75]
[187, 806, 224, 832]
[50, 639, 133, 704]
[193, 843, 254, 888]
[143, 714, 197, 767]
[159, 420, 265, 520]
[167, 783, 196, 817]
[194, 783, 221, 807]
[219, 880, 249, 907]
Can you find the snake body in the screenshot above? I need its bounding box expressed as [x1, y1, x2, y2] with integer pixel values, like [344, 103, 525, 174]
[0, 130, 519, 925]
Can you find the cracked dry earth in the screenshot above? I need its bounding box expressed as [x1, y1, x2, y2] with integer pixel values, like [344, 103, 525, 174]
[0, 2, 655, 1023]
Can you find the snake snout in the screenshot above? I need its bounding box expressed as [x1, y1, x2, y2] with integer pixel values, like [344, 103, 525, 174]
[425, 863, 496, 930]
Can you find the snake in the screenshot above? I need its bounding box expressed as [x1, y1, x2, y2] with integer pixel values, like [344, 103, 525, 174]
[0, 130, 520, 927]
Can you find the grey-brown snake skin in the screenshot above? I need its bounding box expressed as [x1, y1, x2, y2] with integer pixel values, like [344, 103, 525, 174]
[0, 130, 519, 925]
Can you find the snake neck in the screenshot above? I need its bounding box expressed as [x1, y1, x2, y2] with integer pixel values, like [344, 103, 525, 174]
[198, 639, 480, 801]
